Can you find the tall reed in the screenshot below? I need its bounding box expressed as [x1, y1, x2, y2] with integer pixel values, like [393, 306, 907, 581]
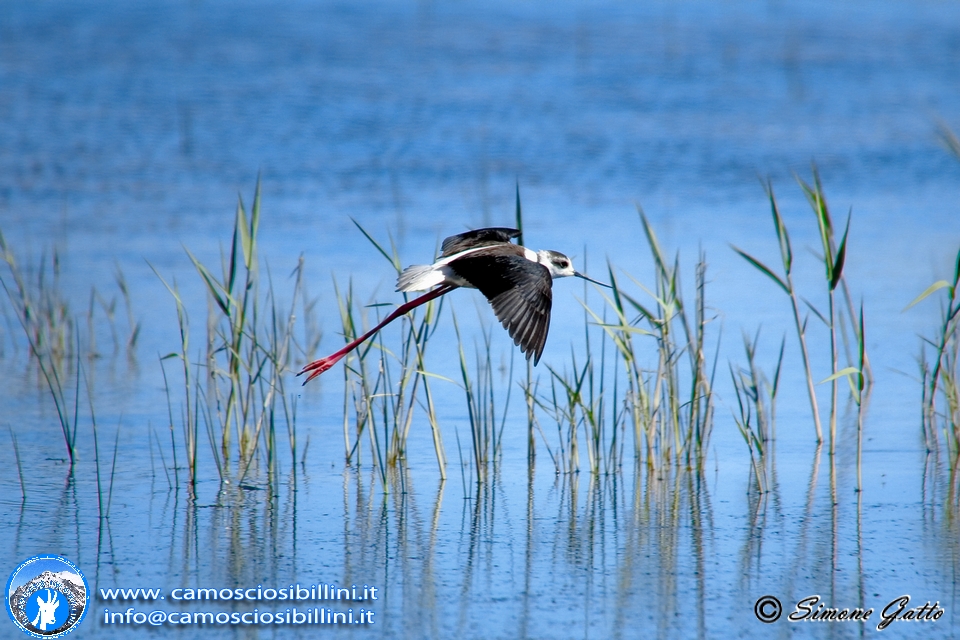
[800, 170, 851, 454]
[839, 306, 866, 491]
[0, 228, 79, 464]
[153, 179, 301, 491]
[732, 181, 819, 443]
[729, 330, 785, 494]
[539, 342, 617, 476]
[733, 170, 860, 453]
[451, 314, 513, 483]
[910, 247, 960, 469]
[577, 208, 716, 472]
[911, 125, 960, 485]
[332, 222, 447, 487]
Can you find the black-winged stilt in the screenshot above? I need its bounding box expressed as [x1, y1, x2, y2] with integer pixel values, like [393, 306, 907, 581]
[298, 227, 608, 384]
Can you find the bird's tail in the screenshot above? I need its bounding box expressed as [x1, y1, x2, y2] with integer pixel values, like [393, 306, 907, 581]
[397, 265, 444, 292]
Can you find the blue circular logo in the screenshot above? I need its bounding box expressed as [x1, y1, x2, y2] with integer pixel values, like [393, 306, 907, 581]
[6, 556, 89, 638]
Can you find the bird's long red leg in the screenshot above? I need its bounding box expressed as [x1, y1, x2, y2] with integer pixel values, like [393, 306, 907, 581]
[298, 284, 456, 385]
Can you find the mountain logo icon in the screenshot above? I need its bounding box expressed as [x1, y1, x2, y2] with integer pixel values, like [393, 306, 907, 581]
[5, 556, 89, 638]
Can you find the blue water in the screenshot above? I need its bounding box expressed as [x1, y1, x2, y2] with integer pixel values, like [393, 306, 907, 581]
[2, 0, 960, 637]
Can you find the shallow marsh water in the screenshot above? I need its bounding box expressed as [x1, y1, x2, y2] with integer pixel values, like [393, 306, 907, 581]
[2, 1, 960, 638]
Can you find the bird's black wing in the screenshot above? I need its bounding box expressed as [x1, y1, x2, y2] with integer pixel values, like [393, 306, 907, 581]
[439, 227, 521, 258]
[448, 252, 552, 364]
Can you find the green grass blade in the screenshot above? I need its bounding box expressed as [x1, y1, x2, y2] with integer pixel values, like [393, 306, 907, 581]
[857, 304, 865, 392]
[799, 170, 835, 284]
[416, 370, 459, 386]
[801, 296, 829, 327]
[953, 246, 960, 286]
[250, 174, 261, 265]
[351, 218, 400, 271]
[830, 212, 851, 291]
[819, 366, 861, 385]
[236, 196, 252, 270]
[763, 179, 793, 275]
[618, 290, 659, 323]
[184, 247, 233, 316]
[903, 280, 952, 312]
[637, 205, 668, 278]
[731, 246, 789, 294]
[606, 262, 624, 313]
[771, 334, 786, 399]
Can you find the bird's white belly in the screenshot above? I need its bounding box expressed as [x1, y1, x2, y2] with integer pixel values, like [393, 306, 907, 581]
[440, 265, 477, 288]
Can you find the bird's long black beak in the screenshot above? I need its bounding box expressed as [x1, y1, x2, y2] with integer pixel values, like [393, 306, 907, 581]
[574, 272, 612, 288]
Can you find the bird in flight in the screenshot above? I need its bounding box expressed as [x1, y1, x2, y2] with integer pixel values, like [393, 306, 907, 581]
[298, 227, 608, 384]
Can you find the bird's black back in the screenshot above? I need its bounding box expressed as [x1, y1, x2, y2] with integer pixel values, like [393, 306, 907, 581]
[439, 227, 521, 258]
